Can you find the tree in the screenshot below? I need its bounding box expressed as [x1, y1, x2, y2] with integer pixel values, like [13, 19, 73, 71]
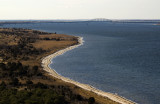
[76, 94, 83, 101]
[32, 66, 38, 73]
[26, 80, 33, 85]
[0, 81, 6, 90]
[10, 78, 19, 86]
[88, 97, 95, 104]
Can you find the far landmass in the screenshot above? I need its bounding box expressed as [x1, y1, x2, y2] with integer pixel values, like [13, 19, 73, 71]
[0, 28, 118, 104]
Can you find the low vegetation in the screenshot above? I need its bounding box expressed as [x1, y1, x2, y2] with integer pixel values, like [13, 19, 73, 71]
[0, 28, 118, 104]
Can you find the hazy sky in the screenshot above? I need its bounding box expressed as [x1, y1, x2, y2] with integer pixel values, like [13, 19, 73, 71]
[0, 0, 159, 20]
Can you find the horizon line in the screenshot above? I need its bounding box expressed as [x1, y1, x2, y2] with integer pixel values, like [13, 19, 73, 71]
[0, 18, 160, 21]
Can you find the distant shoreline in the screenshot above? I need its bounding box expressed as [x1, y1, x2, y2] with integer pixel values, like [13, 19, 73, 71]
[0, 20, 160, 25]
[42, 36, 136, 104]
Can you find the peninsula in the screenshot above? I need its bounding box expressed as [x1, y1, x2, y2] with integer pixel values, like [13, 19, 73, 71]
[0, 28, 134, 104]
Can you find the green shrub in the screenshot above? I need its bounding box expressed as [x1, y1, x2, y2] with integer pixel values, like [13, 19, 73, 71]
[88, 97, 95, 104]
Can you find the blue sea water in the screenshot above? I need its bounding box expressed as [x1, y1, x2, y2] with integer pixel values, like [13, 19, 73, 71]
[1, 22, 160, 104]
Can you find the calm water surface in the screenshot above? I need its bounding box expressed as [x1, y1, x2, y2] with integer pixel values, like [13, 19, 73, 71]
[1, 22, 160, 104]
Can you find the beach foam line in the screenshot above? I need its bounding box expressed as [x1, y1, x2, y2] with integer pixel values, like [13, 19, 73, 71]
[42, 36, 136, 104]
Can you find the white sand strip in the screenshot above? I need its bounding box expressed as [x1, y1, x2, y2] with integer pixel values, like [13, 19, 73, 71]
[42, 36, 136, 104]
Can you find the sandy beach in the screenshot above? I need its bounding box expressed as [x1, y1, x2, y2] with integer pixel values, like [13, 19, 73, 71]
[42, 36, 136, 104]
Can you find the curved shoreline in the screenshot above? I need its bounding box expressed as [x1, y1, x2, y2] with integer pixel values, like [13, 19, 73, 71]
[42, 36, 136, 104]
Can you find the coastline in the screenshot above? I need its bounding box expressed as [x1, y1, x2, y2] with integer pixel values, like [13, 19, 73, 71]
[42, 36, 136, 104]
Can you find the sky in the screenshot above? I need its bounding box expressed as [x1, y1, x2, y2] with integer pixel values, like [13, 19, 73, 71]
[0, 0, 160, 20]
